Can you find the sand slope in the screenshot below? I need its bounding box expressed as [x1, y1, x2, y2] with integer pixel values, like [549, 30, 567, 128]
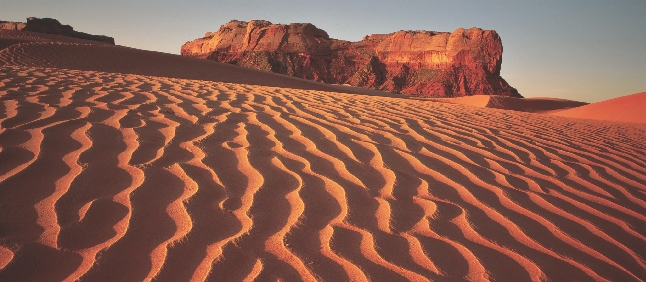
[1, 31, 646, 281]
[423, 95, 588, 113]
[0, 64, 645, 281]
[0, 29, 114, 50]
[553, 92, 646, 124]
[0, 38, 397, 98]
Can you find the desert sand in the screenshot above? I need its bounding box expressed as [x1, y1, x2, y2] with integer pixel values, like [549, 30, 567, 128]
[1, 33, 646, 281]
[552, 92, 646, 124]
[422, 95, 588, 114]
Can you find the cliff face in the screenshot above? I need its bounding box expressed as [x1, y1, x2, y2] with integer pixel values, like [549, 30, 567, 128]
[181, 20, 520, 97]
[0, 17, 115, 45]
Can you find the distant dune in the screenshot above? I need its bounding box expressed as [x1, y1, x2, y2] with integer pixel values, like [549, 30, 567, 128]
[0, 30, 396, 98]
[552, 92, 646, 124]
[422, 95, 588, 113]
[1, 30, 646, 281]
[0, 29, 113, 50]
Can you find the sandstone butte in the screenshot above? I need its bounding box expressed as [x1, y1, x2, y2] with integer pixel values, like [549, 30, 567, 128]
[182, 20, 521, 97]
[0, 17, 115, 44]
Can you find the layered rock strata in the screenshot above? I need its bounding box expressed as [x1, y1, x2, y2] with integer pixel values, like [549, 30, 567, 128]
[182, 20, 520, 97]
[0, 17, 115, 44]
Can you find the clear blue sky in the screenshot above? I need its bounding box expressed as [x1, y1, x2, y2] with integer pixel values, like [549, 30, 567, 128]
[2, 0, 644, 102]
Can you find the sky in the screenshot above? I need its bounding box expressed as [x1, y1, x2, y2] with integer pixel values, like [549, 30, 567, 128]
[1, 0, 644, 102]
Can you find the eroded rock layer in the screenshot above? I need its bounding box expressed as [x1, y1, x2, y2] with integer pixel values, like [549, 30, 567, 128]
[0, 17, 114, 45]
[182, 20, 520, 97]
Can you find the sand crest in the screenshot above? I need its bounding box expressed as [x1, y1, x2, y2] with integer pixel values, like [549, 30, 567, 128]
[423, 95, 588, 113]
[0, 36, 397, 98]
[552, 92, 646, 124]
[1, 32, 646, 281]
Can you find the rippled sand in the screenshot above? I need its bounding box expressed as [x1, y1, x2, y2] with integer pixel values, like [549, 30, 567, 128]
[1, 34, 646, 281]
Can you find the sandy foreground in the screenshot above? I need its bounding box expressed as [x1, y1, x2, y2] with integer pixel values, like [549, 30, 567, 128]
[1, 35, 646, 281]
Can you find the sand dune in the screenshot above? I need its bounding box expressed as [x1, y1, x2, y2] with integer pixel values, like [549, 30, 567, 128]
[553, 92, 646, 124]
[1, 32, 646, 281]
[0, 64, 645, 281]
[0, 29, 114, 50]
[0, 36, 397, 98]
[423, 95, 588, 113]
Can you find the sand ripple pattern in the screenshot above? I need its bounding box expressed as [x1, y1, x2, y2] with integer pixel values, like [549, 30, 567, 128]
[1, 66, 646, 281]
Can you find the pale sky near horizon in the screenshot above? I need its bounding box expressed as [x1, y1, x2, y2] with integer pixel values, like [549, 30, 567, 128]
[1, 0, 644, 103]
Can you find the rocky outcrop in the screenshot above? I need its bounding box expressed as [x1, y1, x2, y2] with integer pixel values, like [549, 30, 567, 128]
[72, 31, 114, 44]
[181, 20, 520, 97]
[0, 17, 115, 44]
[22, 17, 75, 36]
[0, 21, 26, 31]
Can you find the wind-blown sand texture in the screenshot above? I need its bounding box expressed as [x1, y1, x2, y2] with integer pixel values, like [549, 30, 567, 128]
[1, 34, 646, 281]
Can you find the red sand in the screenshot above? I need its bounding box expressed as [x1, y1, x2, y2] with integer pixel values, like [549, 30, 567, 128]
[553, 92, 646, 124]
[0, 30, 396, 98]
[423, 95, 588, 113]
[1, 31, 646, 281]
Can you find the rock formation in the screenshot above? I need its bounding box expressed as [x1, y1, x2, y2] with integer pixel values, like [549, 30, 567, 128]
[182, 20, 520, 97]
[0, 21, 26, 31]
[0, 17, 115, 44]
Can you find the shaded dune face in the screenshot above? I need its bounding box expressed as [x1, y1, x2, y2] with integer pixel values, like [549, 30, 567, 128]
[0, 40, 403, 99]
[422, 95, 589, 113]
[0, 65, 645, 281]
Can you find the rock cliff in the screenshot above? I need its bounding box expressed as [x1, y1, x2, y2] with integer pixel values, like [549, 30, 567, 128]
[0, 17, 115, 44]
[182, 20, 520, 97]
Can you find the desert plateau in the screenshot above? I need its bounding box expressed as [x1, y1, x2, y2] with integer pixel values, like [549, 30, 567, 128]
[0, 17, 646, 282]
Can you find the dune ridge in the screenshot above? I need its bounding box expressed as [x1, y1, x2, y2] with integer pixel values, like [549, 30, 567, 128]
[1, 63, 645, 281]
[422, 95, 588, 113]
[553, 92, 646, 124]
[0, 40, 399, 98]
